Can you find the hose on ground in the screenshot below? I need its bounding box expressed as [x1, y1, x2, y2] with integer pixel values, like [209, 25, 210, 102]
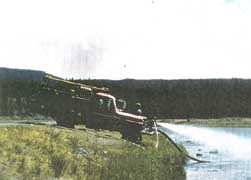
[154, 121, 159, 148]
[157, 126, 210, 163]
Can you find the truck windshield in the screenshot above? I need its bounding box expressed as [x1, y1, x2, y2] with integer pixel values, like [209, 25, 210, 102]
[116, 99, 127, 111]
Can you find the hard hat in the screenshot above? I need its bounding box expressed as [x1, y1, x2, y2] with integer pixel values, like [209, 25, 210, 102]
[99, 99, 104, 104]
[136, 102, 141, 107]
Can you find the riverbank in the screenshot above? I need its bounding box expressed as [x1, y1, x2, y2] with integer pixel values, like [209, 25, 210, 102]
[0, 124, 187, 179]
[158, 117, 251, 127]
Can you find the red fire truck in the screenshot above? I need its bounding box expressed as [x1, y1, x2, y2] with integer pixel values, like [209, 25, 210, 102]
[33, 75, 149, 142]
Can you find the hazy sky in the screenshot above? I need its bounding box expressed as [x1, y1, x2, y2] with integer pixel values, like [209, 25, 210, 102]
[0, 0, 251, 79]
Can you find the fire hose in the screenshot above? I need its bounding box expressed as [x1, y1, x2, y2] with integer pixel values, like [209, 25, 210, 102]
[155, 122, 209, 163]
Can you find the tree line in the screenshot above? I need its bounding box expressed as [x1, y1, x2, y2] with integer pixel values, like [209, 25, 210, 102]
[1, 78, 251, 119]
[0, 79, 39, 116]
[77, 78, 251, 119]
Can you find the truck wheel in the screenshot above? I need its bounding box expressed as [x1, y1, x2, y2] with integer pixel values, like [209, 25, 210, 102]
[127, 126, 142, 144]
[56, 117, 75, 128]
[121, 130, 128, 140]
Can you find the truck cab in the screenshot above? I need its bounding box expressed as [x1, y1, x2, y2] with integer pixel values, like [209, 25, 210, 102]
[89, 92, 146, 142]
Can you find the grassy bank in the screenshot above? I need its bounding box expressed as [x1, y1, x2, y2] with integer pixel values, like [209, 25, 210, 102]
[0, 125, 186, 179]
[158, 117, 251, 127]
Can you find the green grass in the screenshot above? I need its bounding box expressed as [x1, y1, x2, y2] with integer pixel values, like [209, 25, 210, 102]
[158, 117, 251, 127]
[0, 125, 186, 179]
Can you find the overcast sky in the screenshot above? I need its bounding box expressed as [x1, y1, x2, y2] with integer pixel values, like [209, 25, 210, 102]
[0, 0, 251, 79]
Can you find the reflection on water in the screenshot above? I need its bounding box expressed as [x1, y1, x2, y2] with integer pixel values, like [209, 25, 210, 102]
[159, 123, 251, 180]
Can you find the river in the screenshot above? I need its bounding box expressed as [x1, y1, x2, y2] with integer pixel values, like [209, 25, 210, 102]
[158, 123, 251, 180]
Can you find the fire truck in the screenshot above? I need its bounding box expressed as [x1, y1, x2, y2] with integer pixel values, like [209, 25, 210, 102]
[32, 75, 149, 142]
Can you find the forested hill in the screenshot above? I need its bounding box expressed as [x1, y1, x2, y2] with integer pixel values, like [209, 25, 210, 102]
[0, 67, 45, 81]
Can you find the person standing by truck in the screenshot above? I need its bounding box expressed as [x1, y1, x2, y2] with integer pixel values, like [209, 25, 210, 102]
[135, 102, 142, 115]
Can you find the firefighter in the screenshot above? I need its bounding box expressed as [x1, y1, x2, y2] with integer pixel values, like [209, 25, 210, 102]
[98, 99, 104, 112]
[135, 102, 142, 115]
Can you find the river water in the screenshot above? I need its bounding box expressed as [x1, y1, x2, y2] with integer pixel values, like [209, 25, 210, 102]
[158, 123, 251, 180]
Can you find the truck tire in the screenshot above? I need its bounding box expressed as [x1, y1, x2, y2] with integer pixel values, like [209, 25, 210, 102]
[56, 119, 75, 128]
[54, 113, 75, 128]
[120, 122, 142, 143]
